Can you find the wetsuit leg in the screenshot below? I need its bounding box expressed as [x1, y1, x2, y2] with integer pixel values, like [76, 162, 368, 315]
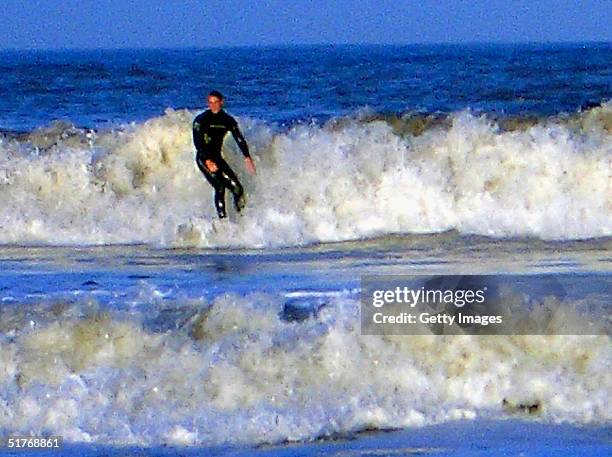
[196, 155, 245, 218]
[214, 186, 227, 218]
[196, 154, 228, 218]
[215, 158, 246, 213]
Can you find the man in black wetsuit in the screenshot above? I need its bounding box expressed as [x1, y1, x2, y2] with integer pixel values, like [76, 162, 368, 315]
[193, 90, 256, 218]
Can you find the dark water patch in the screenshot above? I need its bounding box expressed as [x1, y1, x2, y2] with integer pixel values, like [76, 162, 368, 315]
[127, 274, 152, 280]
[281, 298, 328, 322]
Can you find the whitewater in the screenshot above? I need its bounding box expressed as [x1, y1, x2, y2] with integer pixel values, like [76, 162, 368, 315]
[0, 103, 610, 248]
[0, 243, 609, 447]
[0, 293, 609, 446]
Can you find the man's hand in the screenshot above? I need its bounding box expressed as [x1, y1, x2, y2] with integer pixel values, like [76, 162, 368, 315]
[245, 157, 256, 175]
[205, 159, 218, 173]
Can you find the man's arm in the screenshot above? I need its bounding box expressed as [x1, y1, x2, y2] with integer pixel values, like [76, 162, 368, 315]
[229, 123, 250, 158]
[229, 119, 256, 175]
[193, 117, 205, 152]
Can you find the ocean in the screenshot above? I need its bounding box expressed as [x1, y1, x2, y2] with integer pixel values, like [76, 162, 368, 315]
[0, 44, 610, 455]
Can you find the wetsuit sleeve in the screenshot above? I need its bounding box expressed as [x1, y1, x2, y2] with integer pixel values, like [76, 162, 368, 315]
[229, 118, 250, 158]
[193, 117, 205, 152]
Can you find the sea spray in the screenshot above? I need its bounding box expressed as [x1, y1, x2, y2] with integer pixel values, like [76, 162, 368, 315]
[0, 105, 610, 247]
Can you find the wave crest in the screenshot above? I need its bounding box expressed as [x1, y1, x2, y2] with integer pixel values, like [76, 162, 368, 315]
[0, 105, 610, 247]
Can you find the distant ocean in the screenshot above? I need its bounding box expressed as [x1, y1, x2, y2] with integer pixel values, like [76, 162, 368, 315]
[0, 44, 610, 456]
[1, 43, 611, 131]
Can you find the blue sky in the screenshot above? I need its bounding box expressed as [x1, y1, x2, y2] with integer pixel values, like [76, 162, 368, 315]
[1, 0, 610, 49]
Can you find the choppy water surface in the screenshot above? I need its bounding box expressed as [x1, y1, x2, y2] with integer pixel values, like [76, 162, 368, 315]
[0, 43, 610, 450]
[0, 238, 610, 446]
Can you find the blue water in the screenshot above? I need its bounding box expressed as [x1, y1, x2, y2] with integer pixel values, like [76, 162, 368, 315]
[1, 43, 610, 132]
[0, 44, 610, 454]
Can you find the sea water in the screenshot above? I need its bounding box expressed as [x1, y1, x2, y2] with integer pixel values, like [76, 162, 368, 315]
[0, 44, 610, 455]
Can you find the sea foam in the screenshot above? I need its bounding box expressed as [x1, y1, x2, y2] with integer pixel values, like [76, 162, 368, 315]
[0, 104, 610, 247]
[0, 291, 609, 446]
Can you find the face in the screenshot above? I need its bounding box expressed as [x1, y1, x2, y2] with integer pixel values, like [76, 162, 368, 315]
[208, 96, 223, 113]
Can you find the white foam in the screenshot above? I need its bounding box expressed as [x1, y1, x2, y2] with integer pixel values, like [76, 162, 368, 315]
[0, 293, 609, 446]
[0, 105, 610, 247]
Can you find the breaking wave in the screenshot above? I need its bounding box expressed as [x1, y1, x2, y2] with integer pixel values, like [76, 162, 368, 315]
[0, 290, 609, 446]
[0, 103, 610, 247]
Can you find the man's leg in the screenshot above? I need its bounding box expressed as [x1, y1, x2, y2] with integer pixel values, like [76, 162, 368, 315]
[196, 155, 228, 218]
[216, 159, 246, 213]
[214, 186, 227, 218]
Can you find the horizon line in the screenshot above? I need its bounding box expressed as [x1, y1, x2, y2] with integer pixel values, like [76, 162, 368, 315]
[1, 39, 610, 53]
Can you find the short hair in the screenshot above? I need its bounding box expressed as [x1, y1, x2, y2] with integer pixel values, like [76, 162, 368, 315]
[208, 90, 224, 100]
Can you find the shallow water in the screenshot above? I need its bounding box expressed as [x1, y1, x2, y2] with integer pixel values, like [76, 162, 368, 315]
[2, 420, 611, 456]
[0, 237, 609, 448]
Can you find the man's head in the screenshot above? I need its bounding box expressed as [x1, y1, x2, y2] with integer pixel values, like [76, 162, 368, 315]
[208, 90, 224, 113]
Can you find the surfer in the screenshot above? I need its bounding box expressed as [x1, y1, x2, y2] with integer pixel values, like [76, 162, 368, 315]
[193, 90, 256, 219]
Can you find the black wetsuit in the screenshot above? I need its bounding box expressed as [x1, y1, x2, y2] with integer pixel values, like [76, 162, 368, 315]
[193, 109, 250, 218]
